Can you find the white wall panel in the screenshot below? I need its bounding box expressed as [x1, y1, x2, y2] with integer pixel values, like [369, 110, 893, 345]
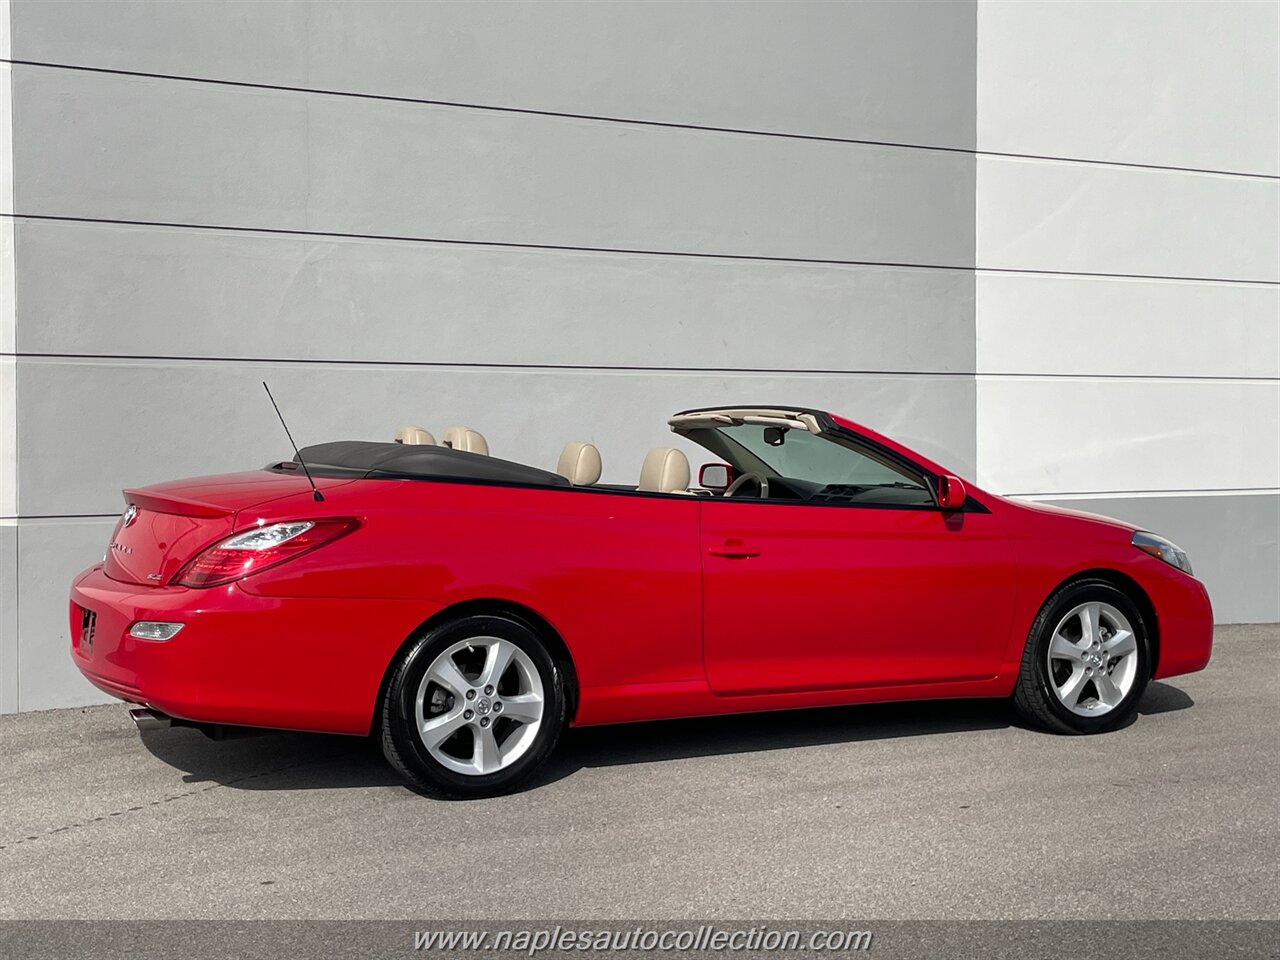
[14, 219, 974, 373]
[12, 0, 978, 150]
[977, 274, 1280, 379]
[11, 67, 976, 267]
[973, 0, 1278, 629]
[976, 378, 1279, 496]
[16, 357, 977, 517]
[977, 156, 1278, 282]
[978, 0, 1279, 175]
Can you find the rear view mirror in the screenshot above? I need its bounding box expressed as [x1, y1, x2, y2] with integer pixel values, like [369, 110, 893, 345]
[936, 474, 967, 510]
[699, 463, 733, 492]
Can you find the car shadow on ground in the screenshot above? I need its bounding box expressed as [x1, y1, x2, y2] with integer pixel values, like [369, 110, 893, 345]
[136, 682, 1194, 794]
[1135, 679, 1195, 715]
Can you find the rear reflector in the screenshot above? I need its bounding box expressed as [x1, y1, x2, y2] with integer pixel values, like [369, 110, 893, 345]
[129, 621, 185, 641]
[175, 518, 358, 588]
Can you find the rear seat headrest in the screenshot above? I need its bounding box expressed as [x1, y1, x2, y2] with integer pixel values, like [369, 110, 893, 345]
[557, 441, 602, 486]
[443, 426, 489, 456]
[394, 426, 436, 445]
[639, 447, 690, 493]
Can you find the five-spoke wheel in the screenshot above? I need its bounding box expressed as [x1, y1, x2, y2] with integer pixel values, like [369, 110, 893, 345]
[1045, 601, 1140, 716]
[1014, 580, 1151, 734]
[381, 614, 566, 797]
[415, 637, 546, 776]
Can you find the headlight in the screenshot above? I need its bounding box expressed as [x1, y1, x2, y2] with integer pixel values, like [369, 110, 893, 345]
[1132, 531, 1193, 575]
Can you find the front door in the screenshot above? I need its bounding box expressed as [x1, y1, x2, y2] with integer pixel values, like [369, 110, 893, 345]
[701, 498, 1016, 695]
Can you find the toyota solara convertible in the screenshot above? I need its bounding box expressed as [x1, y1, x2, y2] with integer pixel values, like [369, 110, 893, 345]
[70, 405, 1212, 796]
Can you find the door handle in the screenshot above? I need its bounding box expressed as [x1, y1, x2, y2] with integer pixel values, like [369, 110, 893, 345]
[708, 538, 760, 559]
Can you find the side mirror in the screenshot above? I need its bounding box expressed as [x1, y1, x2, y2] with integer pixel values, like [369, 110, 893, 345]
[936, 474, 967, 510]
[699, 463, 733, 492]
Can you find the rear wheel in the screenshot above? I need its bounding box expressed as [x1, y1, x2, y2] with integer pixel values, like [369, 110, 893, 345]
[380, 614, 566, 797]
[1013, 580, 1151, 734]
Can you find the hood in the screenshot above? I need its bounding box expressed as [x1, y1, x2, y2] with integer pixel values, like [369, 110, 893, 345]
[990, 494, 1140, 534]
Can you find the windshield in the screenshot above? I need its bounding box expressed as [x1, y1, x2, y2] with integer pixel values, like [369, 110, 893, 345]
[685, 424, 935, 507]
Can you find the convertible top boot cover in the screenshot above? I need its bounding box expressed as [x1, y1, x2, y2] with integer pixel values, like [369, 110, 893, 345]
[292, 440, 570, 487]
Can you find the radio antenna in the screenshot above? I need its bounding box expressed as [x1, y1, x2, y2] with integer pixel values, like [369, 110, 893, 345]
[262, 381, 324, 502]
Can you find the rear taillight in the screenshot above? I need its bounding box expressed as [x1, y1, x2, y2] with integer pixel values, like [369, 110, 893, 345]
[175, 519, 358, 588]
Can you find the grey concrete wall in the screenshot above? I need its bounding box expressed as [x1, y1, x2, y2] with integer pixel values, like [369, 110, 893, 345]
[9, 0, 978, 149]
[1, 0, 980, 711]
[1034, 493, 1279, 631]
[2, 0, 18, 715]
[0, 0, 1274, 713]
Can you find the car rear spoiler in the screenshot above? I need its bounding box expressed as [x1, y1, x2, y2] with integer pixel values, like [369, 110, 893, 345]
[122, 489, 235, 518]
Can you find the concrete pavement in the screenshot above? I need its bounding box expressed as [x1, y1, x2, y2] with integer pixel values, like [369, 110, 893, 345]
[1, 624, 1276, 921]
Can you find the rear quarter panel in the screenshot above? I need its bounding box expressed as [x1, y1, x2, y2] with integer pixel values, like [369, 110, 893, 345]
[238, 479, 705, 693]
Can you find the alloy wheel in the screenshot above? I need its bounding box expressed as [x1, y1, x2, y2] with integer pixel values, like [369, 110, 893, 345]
[1046, 601, 1140, 717]
[414, 636, 545, 775]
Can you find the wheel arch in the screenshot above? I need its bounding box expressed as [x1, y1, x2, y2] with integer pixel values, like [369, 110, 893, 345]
[369, 598, 580, 735]
[1050, 568, 1161, 676]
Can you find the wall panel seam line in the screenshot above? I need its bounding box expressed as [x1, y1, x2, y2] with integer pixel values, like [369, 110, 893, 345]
[3, 214, 1278, 287]
[2, 352, 974, 376]
[2, 58, 1277, 182]
[6, 353, 1280, 383]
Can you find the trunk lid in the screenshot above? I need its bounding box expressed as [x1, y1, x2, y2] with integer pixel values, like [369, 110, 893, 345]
[103, 470, 351, 586]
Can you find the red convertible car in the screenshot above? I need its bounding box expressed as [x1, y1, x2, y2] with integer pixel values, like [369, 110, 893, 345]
[70, 405, 1212, 796]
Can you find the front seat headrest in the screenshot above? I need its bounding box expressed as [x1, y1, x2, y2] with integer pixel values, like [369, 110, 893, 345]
[556, 441, 602, 486]
[394, 425, 436, 445]
[443, 426, 489, 456]
[639, 447, 690, 493]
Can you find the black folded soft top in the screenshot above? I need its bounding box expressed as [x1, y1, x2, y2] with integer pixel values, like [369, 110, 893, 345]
[283, 440, 570, 487]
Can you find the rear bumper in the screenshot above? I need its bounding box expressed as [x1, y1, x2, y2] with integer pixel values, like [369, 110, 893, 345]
[70, 564, 435, 735]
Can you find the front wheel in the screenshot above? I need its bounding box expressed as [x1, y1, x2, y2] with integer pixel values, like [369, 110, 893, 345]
[380, 614, 567, 797]
[1013, 580, 1151, 734]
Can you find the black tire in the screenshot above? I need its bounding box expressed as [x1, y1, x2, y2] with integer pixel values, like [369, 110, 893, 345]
[1013, 579, 1151, 734]
[380, 614, 567, 798]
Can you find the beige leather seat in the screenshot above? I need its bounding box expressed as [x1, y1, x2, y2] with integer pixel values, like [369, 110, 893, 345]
[442, 426, 489, 456]
[638, 447, 691, 494]
[394, 425, 436, 445]
[556, 441, 602, 486]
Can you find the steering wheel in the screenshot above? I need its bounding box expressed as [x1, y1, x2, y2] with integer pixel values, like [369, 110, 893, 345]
[723, 472, 770, 500]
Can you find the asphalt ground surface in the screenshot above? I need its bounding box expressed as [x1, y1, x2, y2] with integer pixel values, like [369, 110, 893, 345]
[1, 625, 1276, 924]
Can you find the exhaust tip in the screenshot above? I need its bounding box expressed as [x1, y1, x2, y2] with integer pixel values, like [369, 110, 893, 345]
[128, 706, 172, 732]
